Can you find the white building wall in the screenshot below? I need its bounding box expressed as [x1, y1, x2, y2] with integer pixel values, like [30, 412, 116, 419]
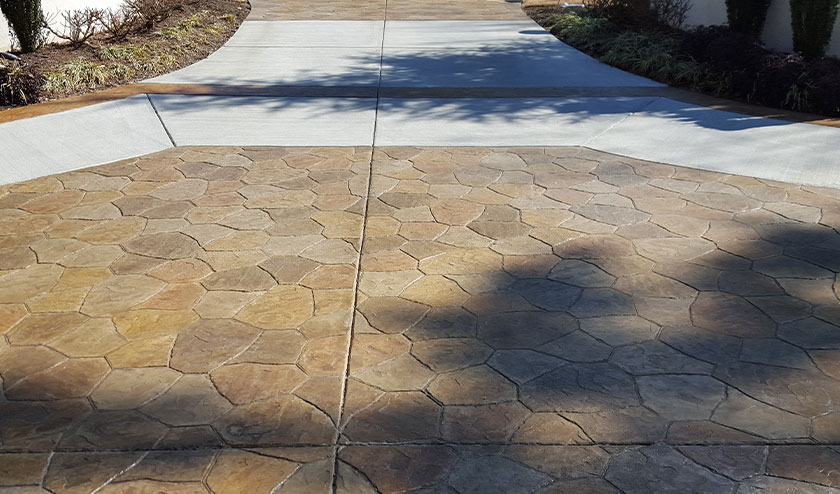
[684, 0, 840, 58]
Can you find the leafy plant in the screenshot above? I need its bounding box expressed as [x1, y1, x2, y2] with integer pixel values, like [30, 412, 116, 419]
[549, 12, 611, 50]
[587, 0, 651, 21]
[784, 73, 814, 110]
[651, 0, 691, 28]
[724, 0, 772, 36]
[600, 31, 708, 85]
[790, 0, 840, 58]
[0, 0, 45, 52]
[0, 62, 41, 105]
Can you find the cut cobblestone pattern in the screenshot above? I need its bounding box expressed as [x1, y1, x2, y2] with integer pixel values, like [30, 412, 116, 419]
[1, 145, 839, 492]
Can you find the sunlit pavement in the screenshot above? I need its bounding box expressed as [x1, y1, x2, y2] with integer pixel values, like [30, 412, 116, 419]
[2, 0, 840, 493]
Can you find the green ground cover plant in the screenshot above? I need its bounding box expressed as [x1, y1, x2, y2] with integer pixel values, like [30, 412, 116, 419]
[530, 6, 840, 117]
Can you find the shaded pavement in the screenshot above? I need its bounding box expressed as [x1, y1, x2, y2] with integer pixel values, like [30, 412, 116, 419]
[1, 145, 840, 492]
[1, 0, 840, 493]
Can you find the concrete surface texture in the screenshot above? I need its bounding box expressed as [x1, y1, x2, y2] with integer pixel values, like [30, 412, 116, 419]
[1, 0, 840, 492]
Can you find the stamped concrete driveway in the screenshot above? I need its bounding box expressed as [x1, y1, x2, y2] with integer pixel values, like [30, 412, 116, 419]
[1, 145, 839, 493]
[2, 0, 840, 492]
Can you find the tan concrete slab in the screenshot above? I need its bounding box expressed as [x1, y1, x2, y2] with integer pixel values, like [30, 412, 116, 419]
[3, 146, 840, 492]
[0, 146, 371, 455]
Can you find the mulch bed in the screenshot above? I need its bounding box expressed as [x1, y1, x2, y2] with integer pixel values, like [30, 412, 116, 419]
[1, 0, 249, 110]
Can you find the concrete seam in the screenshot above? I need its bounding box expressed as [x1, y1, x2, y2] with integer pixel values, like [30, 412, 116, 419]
[146, 94, 177, 147]
[331, 5, 388, 493]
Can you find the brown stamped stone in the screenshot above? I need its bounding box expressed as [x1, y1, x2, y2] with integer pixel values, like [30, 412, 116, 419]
[170, 319, 261, 373]
[236, 285, 314, 329]
[210, 363, 307, 404]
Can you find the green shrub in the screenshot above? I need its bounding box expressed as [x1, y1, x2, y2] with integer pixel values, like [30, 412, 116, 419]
[724, 0, 772, 36]
[600, 31, 712, 86]
[0, 0, 45, 52]
[0, 62, 41, 105]
[651, 0, 691, 28]
[790, 0, 840, 58]
[549, 12, 612, 52]
[587, 0, 651, 22]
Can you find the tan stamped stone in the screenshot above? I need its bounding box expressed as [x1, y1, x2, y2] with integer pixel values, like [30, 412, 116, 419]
[148, 259, 213, 283]
[75, 217, 145, 244]
[202, 266, 276, 291]
[0, 263, 63, 303]
[90, 367, 181, 410]
[0, 344, 66, 388]
[355, 354, 435, 391]
[141, 374, 233, 426]
[214, 395, 336, 445]
[419, 249, 502, 275]
[61, 244, 125, 267]
[54, 267, 111, 289]
[7, 357, 110, 400]
[206, 450, 298, 494]
[149, 179, 208, 201]
[301, 264, 357, 289]
[50, 318, 126, 357]
[82, 275, 166, 316]
[428, 365, 517, 405]
[0, 303, 28, 333]
[6, 311, 88, 344]
[124, 232, 199, 259]
[361, 250, 418, 271]
[114, 310, 199, 339]
[170, 319, 261, 373]
[400, 275, 470, 307]
[107, 335, 175, 368]
[236, 285, 314, 329]
[28, 286, 89, 312]
[211, 363, 307, 404]
[135, 283, 205, 310]
[358, 270, 421, 297]
[430, 199, 485, 225]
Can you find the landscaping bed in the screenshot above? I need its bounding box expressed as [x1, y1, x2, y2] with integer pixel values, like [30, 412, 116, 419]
[0, 0, 248, 109]
[525, 5, 840, 118]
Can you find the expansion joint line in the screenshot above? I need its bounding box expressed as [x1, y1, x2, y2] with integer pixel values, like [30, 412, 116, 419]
[331, 2, 388, 492]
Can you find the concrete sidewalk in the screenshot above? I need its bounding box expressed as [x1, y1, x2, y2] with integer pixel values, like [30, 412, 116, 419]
[0, 1, 838, 186]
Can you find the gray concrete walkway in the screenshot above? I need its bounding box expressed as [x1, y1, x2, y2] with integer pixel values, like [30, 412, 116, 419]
[1, 6, 839, 186]
[2, 2, 840, 493]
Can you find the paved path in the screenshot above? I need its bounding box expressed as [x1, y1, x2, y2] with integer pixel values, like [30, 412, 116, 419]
[1, 0, 839, 186]
[1, 1, 840, 493]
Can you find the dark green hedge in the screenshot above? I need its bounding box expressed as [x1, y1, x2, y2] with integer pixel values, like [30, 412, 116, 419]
[725, 0, 772, 36]
[790, 0, 840, 58]
[0, 0, 44, 52]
